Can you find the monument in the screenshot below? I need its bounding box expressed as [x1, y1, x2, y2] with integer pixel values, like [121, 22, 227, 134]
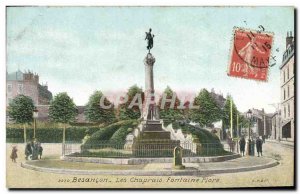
[132, 29, 180, 157]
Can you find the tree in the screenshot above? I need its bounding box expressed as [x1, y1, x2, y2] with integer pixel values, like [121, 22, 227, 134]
[84, 91, 115, 124]
[118, 85, 143, 120]
[8, 95, 35, 143]
[222, 95, 238, 138]
[238, 114, 250, 136]
[190, 89, 222, 127]
[158, 86, 183, 123]
[49, 92, 77, 155]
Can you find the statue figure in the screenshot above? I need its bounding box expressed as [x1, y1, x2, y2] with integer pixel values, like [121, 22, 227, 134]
[145, 28, 154, 53]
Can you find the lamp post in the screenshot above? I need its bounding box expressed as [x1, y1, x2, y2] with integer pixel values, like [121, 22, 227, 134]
[33, 107, 39, 139]
[246, 109, 252, 156]
[246, 109, 252, 138]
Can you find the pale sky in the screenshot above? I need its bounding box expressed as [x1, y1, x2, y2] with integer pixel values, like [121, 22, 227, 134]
[6, 6, 294, 113]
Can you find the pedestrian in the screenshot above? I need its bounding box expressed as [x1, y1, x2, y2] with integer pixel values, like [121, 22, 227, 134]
[227, 137, 234, 152]
[38, 143, 43, 159]
[239, 137, 246, 156]
[25, 141, 32, 160]
[10, 146, 18, 163]
[262, 135, 266, 143]
[256, 136, 263, 157]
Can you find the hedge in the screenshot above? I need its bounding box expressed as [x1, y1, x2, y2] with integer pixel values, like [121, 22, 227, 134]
[6, 127, 100, 143]
[82, 120, 139, 148]
[178, 123, 223, 147]
[110, 126, 133, 143]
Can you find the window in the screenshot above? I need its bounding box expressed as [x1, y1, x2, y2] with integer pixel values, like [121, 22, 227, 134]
[284, 89, 286, 100]
[284, 107, 286, 118]
[7, 84, 12, 93]
[288, 104, 290, 117]
[288, 86, 290, 98]
[287, 67, 290, 79]
[17, 84, 23, 94]
[283, 70, 285, 82]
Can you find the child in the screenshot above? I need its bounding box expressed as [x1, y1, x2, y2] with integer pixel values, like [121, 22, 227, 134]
[38, 143, 43, 159]
[10, 146, 18, 163]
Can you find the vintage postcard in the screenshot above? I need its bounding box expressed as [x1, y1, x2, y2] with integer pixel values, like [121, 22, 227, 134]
[6, 6, 295, 189]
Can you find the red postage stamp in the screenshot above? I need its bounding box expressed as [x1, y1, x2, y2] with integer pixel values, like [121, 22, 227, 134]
[228, 27, 274, 81]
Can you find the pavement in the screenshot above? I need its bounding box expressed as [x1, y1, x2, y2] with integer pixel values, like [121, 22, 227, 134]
[6, 142, 294, 188]
[266, 139, 294, 148]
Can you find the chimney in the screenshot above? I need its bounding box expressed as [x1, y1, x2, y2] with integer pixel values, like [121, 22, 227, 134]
[34, 74, 39, 83]
[286, 31, 294, 49]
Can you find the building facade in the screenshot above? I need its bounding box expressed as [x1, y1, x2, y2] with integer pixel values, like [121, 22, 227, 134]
[280, 32, 295, 142]
[210, 88, 226, 108]
[6, 70, 52, 106]
[245, 108, 272, 138]
[271, 111, 281, 140]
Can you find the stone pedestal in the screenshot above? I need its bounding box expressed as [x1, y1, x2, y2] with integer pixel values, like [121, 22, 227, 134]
[134, 120, 180, 157]
[133, 53, 180, 157]
[132, 139, 180, 157]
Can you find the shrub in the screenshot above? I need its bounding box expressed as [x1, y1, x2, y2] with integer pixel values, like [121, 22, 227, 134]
[82, 120, 139, 148]
[127, 128, 133, 133]
[174, 123, 224, 154]
[6, 126, 100, 143]
[172, 122, 180, 130]
[110, 126, 132, 144]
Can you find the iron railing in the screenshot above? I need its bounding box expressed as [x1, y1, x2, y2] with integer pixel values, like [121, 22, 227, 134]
[64, 140, 234, 158]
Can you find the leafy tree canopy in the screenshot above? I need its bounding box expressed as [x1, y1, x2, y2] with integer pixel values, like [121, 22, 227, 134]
[8, 95, 35, 124]
[222, 95, 238, 129]
[84, 90, 115, 124]
[158, 86, 183, 122]
[190, 89, 222, 127]
[118, 85, 143, 120]
[49, 92, 77, 124]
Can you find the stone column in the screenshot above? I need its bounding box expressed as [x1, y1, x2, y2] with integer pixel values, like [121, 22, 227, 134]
[143, 53, 156, 120]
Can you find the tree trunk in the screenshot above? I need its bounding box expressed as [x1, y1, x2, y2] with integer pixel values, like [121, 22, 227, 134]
[23, 124, 26, 144]
[33, 118, 36, 139]
[62, 123, 66, 156]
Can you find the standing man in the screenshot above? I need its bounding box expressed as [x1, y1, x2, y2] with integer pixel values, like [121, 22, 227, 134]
[256, 136, 263, 157]
[25, 141, 32, 160]
[38, 142, 43, 159]
[239, 137, 246, 156]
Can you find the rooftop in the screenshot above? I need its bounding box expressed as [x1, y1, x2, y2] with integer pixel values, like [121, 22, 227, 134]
[280, 41, 294, 69]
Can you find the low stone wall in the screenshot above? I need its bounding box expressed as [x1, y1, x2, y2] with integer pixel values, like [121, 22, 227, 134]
[62, 153, 240, 165]
[21, 157, 279, 176]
